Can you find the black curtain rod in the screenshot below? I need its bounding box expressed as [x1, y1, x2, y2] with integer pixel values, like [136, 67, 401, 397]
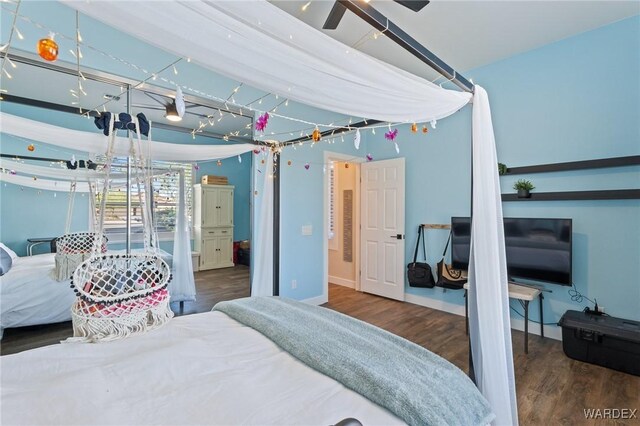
[1, 153, 66, 163]
[0, 94, 259, 145]
[281, 119, 382, 145]
[338, 0, 474, 93]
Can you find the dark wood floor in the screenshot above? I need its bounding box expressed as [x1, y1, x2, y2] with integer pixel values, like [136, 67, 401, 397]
[325, 285, 640, 426]
[2, 274, 638, 425]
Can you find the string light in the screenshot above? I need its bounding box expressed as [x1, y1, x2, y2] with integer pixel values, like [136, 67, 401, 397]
[0, 6, 429, 146]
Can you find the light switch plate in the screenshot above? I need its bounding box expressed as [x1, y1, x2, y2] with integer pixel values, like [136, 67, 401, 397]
[302, 225, 313, 236]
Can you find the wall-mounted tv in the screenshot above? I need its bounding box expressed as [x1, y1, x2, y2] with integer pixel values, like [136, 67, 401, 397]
[451, 217, 572, 286]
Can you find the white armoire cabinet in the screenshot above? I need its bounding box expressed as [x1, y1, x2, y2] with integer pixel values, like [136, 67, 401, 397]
[194, 184, 234, 270]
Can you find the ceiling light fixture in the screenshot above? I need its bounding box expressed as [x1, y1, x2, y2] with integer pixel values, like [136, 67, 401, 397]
[165, 101, 182, 122]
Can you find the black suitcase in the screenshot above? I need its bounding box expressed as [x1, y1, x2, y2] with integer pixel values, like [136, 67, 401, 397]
[558, 310, 640, 376]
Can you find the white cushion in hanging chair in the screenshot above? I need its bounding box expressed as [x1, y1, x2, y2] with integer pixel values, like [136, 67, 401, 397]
[67, 254, 173, 342]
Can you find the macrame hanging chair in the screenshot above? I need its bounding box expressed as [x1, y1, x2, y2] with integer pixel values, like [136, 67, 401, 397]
[54, 179, 108, 281]
[67, 113, 173, 343]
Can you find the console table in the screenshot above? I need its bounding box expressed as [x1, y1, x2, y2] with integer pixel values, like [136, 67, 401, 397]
[464, 282, 544, 354]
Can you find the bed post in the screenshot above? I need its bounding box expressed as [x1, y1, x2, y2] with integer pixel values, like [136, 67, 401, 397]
[468, 126, 476, 384]
[273, 150, 280, 296]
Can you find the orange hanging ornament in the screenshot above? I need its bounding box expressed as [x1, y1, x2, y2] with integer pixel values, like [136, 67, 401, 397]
[345, 163, 350, 169]
[27, 144, 35, 152]
[312, 128, 321, 142]
[422, 126, 429, 134]
[287, 160, 292, 166]
[37, 34, 59, 62]
[411, 123, 418, 133]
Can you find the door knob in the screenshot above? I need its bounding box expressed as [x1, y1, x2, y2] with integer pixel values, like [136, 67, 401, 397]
[390, 234, 404, 240]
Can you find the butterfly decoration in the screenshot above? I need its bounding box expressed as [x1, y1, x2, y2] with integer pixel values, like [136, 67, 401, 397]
[255, 112, 270, 132]
[384, 128, 398, 142]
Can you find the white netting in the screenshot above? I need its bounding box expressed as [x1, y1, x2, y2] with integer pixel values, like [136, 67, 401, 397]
[54, 232, 108, 281]
[68, 254, 173, 342]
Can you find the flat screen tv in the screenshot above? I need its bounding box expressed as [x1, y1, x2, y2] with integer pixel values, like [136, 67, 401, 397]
[451, 217, 572, 286]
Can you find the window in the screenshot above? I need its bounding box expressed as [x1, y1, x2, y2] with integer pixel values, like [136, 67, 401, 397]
[94, 159, 192, 240]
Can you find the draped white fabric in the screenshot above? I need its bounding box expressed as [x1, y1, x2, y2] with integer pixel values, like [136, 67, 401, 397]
[0, 159, 166, 181]
[250, 151, 274, 297]
[62, 1, 471, 123]
[169, 170, 196, 303]
[0, 112, 254, 161]
[0, 173, 91, 192]
[468, 86, 518, 426]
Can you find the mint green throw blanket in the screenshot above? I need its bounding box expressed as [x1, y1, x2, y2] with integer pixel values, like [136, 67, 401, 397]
[214, 297, 494, 426]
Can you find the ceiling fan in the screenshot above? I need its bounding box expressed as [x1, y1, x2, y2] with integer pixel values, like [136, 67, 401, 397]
[131, 91, 202, 122]
[323, 0, 430, 30]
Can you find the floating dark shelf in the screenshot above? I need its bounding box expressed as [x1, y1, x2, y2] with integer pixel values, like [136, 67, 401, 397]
[505, 155, 640, 175]
[502, 189, 640, 201]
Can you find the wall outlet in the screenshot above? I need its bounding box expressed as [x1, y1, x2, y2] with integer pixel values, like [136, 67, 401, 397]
[291, 279, 297, 289]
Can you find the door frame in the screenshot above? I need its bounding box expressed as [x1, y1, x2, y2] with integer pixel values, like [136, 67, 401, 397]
[323, 151, 363, 301]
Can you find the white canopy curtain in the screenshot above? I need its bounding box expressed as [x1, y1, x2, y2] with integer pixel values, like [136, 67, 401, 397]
[251, 150, 274, 297]
[0, 112, 255, 161]
[64, 1, 515, 423]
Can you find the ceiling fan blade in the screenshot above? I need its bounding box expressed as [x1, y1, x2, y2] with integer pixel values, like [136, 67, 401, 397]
[322, 1, 347, 30]
[131, 103, 166, 111]
[394, 0, 430, 12]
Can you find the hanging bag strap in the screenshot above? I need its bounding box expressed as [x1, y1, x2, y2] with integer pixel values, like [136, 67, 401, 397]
[441, 231, 452, 257]
[412, 225, 427, 264]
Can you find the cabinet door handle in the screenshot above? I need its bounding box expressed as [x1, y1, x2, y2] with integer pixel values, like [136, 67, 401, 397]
[209, 231, 215, 234]
[221, 230, 227, 233]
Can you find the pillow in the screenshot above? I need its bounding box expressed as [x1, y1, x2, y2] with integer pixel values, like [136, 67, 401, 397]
[0, 243, 18, 263]
[0, 247, 12, 276]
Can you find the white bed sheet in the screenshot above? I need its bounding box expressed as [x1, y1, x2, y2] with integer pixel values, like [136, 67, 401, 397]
[0, 311, 404, 426]
[0, 254, 75, 335]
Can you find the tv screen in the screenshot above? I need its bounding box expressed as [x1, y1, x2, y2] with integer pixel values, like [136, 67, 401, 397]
[451, 217, 572, 286]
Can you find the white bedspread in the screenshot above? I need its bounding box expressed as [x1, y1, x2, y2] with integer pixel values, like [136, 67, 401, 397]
[0, 254, 76, 335]
[1, 311, 403, 425]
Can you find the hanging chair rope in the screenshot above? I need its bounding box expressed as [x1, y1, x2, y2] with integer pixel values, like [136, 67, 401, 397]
[66, 113, 173, 343]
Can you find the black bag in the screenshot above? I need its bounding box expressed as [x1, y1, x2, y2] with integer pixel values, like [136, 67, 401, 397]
[436, 232, 467, 290]
[407, 226, 435, 288]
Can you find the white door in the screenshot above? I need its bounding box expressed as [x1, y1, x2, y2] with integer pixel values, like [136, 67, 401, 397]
[360, 158, 405, 301]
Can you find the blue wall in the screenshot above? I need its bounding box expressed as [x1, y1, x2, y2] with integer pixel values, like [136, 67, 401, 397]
[276, 16, 640, 326]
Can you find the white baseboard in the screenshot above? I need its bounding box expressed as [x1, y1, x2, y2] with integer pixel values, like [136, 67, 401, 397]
[404, 292, 562, 341]
[328, 275, 356, 289]
[302, 294, 328, 306]
[405, 293, 466, 316]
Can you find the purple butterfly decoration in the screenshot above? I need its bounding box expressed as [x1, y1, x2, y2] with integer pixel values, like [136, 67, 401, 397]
[366, 154, 373, 162]
[304, 163, 310, 170]
[255, 112, 270, 132]
[384, 128, 398, 141]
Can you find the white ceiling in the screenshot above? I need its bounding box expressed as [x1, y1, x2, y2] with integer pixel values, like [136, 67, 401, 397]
[271, 0, 640, 81]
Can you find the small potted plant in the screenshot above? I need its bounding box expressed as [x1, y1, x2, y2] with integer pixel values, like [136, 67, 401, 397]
[498, 163, 508, 176]
[513, 179, 535, 198]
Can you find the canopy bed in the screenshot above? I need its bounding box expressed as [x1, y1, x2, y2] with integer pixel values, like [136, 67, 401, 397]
[1, 297, 493, 426]
[2, 0, 516, 424]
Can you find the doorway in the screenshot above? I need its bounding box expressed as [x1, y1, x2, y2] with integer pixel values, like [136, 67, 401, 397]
[322, 153, 406, 303]
[323, 152, 362, 302]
